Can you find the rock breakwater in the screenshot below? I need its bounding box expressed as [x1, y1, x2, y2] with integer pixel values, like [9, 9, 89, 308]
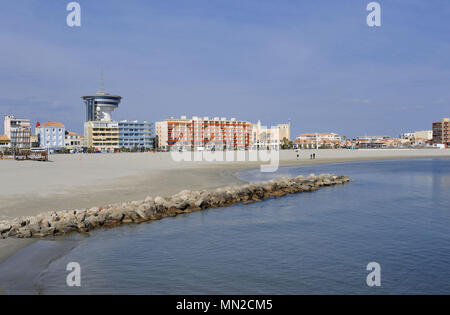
[0, 174, 350, 239]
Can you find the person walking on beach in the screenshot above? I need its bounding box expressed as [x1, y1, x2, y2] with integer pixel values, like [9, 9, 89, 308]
[313, 153, 316, 159]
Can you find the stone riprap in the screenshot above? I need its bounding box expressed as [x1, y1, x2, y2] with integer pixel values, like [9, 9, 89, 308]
[0, 174, 350, 239]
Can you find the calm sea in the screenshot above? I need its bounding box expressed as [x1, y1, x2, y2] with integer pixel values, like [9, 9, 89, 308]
[1, 158, 450, 294]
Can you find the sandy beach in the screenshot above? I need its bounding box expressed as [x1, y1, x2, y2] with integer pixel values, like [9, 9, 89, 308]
[0, 149, 449, 264]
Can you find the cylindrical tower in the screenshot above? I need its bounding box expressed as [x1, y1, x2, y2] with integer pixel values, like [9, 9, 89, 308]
[82, 91, 122, 122]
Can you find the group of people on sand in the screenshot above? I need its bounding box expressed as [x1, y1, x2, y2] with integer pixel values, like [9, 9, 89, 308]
[296, 151, 316, 160]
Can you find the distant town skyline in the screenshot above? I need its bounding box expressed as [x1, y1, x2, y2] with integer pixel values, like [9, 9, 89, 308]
[1, 1, 449, 138]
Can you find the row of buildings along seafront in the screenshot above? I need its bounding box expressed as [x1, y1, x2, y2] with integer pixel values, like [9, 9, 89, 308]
[2, 111, 448, 153]
[0, 87, 154, 153]
[1, 76, 447, 153]
[293, 133, 342, 149]
[35, 122, 83, 152]
[1, 116, 84, 152]
[3, 118, 83, 152]
[155, 116, 291, 151]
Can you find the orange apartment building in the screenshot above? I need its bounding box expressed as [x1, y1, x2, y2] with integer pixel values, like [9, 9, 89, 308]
[155, 116, 252, 150]
[432, 118, 450, 146]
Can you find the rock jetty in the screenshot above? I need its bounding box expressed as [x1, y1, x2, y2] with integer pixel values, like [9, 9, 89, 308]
[0, 174, 350, 239]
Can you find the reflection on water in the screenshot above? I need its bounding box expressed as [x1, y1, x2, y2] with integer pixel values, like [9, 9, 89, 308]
[439, 175, 450, 187]
[3, 158, 450, 294]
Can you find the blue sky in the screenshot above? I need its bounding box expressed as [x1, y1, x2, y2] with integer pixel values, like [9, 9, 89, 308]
[0, 0, 449, 138]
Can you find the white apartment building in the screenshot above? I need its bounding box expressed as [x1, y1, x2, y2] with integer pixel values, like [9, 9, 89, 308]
[251, 121, 286, 149]
[65, 131, 84, 149]
[414, 130, 433, 140]
[294, 133, 342, 149]
[36, 122, 66, 150]
[296, 133, 342, 142]
[3, 115, 31, 149]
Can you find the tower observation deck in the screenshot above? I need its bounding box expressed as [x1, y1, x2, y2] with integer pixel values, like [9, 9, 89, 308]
[82, 91, 122, 122]
[82, 73, 122, 122]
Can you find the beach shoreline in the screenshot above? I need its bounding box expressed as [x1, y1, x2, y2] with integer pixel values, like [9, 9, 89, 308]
[0, 149, 449, 267]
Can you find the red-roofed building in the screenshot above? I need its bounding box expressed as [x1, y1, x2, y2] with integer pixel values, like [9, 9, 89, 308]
[65, 130, 84, 149]
[41, 122, 65, 127]
[36, 122, 66, 151]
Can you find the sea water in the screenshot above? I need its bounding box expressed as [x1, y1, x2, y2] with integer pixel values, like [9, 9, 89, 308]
[2, 158, 450, 294]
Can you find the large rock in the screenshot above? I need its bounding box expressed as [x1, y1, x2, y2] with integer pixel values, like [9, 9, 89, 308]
[0, 223, 11, 234]
[39, 225, 56, 237]
[107, 209, 124, 222]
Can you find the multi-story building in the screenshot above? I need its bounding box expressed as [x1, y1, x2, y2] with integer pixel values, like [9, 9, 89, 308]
[251, 121, 287, 149]
[354, 136, 394, 149]
[400, 131, 433, 141]
[3, 115, 31, 150]
[399, 132, 415, 140]
[398, 131, 433, 147]
[155, 116, 252, 150]
[30, 134, 39, 148]
[0, 135, 11, 150]
[294, 133, 342, 149]
[82, 85, 122, 151]
[84, 121, 119, 151]
[432, 118, 449, 146]
[82, 91, 122, 122]
[65, 131, 84, 149]
[36, 122, 66, 150]
[297, 133, 342, 142]
[278, 123, 291, 141]
[415, 130, 433, 141]
[118, 120, 154, 149]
